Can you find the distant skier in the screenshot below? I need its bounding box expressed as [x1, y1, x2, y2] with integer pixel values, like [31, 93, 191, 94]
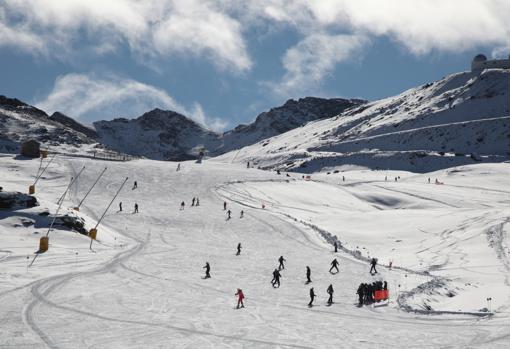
[240, 210, 244, 218]
[308, 287, 315, 307]
[192, 197, 196, 206]
[203, 262, 211, 278]
[134, 203, 138, 213]
[195, 197, 200, 206]
[357, 283, 365, 306]
[176, 163, 181, 171]
[180, 201, 185, 210]
[247, 162, 250, 169]
[370, 257, 378, 274]
[334, 241, 338, 253]
[278, 256, 286, 270]
[342, 176, 345, 182]
[223, 201, 227, 210]
[428, 177, 431, 184]
[119, 201, 122, 212]
[235, 288, 245, 308]
[227, 210, 232, 220]
[385, 176, 387, 181]
[326, 284, 334, 305]
[236, 243, 242, 256]
[133, 181, 137, 189]
[306, 266, 312, 283]
[272, 269, 282, 287]
[329, 258, 339, 274]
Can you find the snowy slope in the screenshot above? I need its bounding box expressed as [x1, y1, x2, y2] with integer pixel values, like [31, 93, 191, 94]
[219, 69, 510, 172]
[2, 153, 510, 347]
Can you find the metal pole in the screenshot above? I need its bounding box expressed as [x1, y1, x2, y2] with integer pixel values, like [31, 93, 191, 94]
[33, 154, 56, 186]
[75, 167, 107, 209]
[57, 166, 85, 205]
[90, 177, 129, 250]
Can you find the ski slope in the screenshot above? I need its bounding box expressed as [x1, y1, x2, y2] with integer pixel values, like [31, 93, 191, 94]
[1, 154, 510, 348]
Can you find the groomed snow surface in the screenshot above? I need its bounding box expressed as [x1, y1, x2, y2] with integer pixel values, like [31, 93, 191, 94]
[1, 154, 510, 348]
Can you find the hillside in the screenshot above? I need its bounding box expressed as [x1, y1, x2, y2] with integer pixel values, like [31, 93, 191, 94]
[219, 69, 510, 172]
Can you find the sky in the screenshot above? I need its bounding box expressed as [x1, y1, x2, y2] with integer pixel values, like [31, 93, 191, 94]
[1, 0, 510, 131]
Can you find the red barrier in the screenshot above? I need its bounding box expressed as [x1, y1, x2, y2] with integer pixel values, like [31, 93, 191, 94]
[374, 289, 389, 301]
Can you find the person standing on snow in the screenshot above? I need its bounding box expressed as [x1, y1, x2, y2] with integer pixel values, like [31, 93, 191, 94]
[240, 210, 244, 218]
[278, 256, 286, 270]
[329, 258, 339, 274]
[133, 181, 137, 189]
[271, 269, 282, 288]
[306, 266, 312, 283]
[227, 210, 232, 220]
[334, 241, 338, 253]
[195, 197, 200, 206]
[235, 289, 245, 308]
[370, 257, 378, 274]
[236, 243, 242, 256]
[357, 283, 365, 306]
[180, 201, 185, 210]
[191, 197, 195, 206]
[119, 202, 122, 212]
[326, 284, 334, 305]
[176, 163, 181, 171]
[203, 262, 211, 278]
[308, 287, 316, 307]
[223, 201, 227, 210]
[134, 203, 139, 213]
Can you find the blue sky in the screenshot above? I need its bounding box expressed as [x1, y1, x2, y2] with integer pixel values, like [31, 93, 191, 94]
[1, 1, 509, 131]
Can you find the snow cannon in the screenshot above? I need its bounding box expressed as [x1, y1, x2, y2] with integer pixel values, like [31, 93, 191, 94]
[39, 236, 49, 252]
[374, 289, 389, 302]
[28, 185, 35, 195]
[89, 228, 97, 240]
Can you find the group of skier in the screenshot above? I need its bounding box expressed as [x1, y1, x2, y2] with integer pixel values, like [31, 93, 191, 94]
[118, 181, 139, 213]
[356, 280, 388, 306]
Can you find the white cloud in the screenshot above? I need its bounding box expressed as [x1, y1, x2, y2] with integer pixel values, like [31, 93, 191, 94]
[269, 33, 368, 96]
[35, 73, 227, 131]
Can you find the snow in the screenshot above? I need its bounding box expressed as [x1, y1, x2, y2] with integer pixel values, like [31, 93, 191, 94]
[1, 153, 510, 347]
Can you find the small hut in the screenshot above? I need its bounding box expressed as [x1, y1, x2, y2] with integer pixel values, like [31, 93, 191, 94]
[20, 140, 41, 158]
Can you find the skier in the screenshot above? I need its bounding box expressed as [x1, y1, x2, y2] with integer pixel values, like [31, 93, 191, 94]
[326, 284, 334, 305]
[176, 163, 181, 171]
[192, 197, 196, 206]
[329, 258, 339, 274]
[247, 161, 250, 169]
[196, 197, 200, 206]
[428, 177, 431, 184]
[370, 257, 378, 274]
[271, 269, 281, 288]
[180, 201, 185, 210]
[334, 241, 338, 253]
[235, 288, 245, 309]
[203, 262, 211, 278]
[227, 209, 232, 220]
[133, 181, 137, 189]
[236, 243, 242, 256]
[278, 256, 286, 270]
[357, 283, 365, 306]
[240, 210, 244, 218]
[306, 266, 312, 283]
[308, 287, 315, 307]
[119, 201, 122, 212]
[134, 203, 139, 213]
[342, 176, 345, 182]
[223, 201, 227, 210]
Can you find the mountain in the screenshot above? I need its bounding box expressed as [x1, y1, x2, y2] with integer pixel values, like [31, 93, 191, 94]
[218, 97, 365, 153]
[93, 97, 363, 160]
[94, 108, 220, 161]
[218, 69, 510, 172]
[0, 96, 98, 154]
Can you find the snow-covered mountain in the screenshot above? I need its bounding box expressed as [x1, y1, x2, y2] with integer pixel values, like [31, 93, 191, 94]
[94, 108, 220, 161]
[0, 96, 98, 154]
[93, 97, 363, 160]
[218, 97, 365, 153]
[219, 69, 510, 172]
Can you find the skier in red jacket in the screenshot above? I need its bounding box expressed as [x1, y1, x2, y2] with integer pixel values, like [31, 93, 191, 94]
[235, 289, 245, 309]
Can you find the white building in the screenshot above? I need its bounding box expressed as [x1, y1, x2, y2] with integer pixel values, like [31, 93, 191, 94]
[471, 54, 510, 73]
